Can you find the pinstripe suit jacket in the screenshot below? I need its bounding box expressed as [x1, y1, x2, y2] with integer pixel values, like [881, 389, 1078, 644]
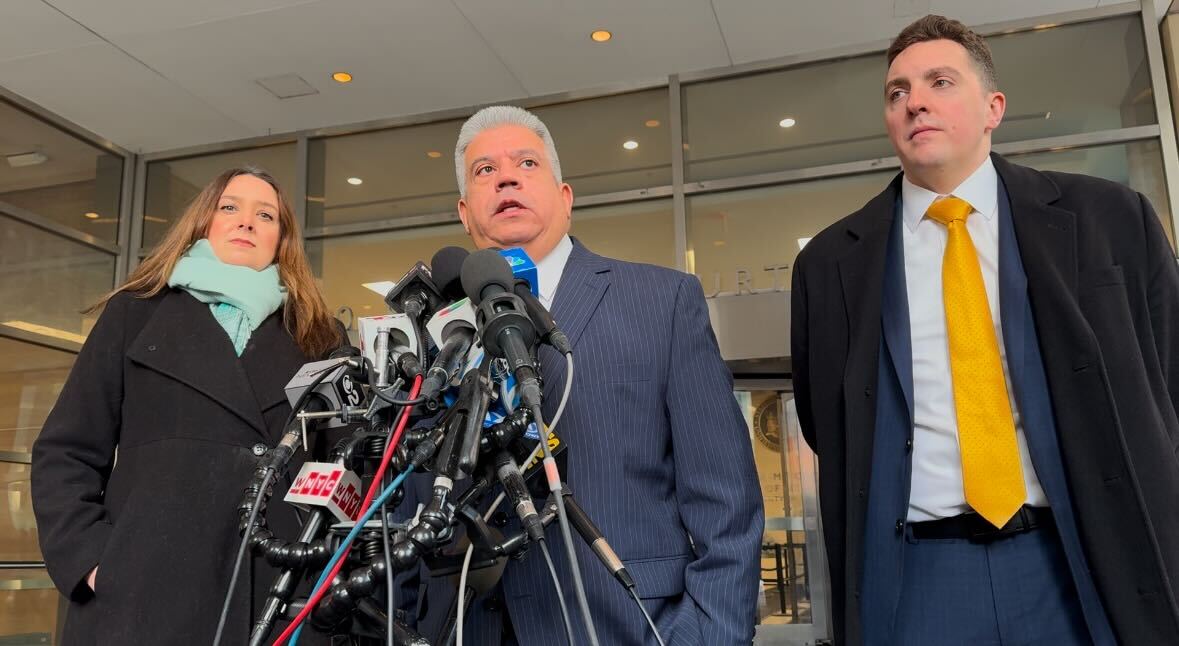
[406, 239, 764, 645]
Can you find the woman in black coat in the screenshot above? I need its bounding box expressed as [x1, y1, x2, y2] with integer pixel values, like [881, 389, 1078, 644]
[31, 167, 343, 645]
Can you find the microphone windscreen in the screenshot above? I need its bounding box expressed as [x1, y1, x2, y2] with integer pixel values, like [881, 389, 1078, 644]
[431, 246, 470, 301]
[460, 249, 515, 305]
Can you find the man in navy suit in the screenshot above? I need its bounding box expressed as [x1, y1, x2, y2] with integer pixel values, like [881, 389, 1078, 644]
[401, 105, 763, 645]
[792, 14, 1179, 645]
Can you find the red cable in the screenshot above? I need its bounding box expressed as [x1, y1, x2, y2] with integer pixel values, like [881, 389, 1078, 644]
[271, 374, 423, 646]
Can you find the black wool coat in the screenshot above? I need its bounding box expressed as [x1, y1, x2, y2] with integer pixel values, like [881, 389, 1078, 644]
[791, 154, 1179, 644]
[32, 288, 336, 645]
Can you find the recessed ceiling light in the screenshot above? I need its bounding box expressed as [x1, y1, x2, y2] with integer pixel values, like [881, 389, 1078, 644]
[332, 72, 353, 83]
[645, 119, 660, 128]
[779, 117, 797, 128]
[347, 177, 363, 185]
[83, 212, 100, 219]
[622, 140, 639, 150]
[713, 240, 726, 247]
[591, 30, 612, 42]
[426, 151, 442, 159]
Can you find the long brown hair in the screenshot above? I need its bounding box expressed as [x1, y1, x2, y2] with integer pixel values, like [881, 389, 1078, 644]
[94, 166, 341, 358]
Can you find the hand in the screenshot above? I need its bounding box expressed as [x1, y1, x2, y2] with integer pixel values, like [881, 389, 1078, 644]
[86, 566, 98, 592]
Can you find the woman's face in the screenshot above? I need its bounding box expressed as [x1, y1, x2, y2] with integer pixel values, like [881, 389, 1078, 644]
[205, 174, 282, 271]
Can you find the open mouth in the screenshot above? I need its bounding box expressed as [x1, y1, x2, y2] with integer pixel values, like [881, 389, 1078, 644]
[495, 199, 526, 215]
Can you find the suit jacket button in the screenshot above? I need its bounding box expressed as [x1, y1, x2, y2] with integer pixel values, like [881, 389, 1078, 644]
[905, 438, 913, 452]
[895, 519, 904, 534]
[252, 443, 267, 456]
[148, 344, 157, 352]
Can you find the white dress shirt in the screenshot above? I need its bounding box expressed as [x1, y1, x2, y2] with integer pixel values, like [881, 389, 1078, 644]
[901, 157, 1048, 521]
[534, 235, 573, 310]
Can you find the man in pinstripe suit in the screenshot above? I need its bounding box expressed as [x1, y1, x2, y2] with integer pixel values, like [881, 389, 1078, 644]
[400, 105, 764, 645]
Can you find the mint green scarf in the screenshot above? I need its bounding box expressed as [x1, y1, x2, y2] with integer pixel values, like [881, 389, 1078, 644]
[167, 239, 286, 356]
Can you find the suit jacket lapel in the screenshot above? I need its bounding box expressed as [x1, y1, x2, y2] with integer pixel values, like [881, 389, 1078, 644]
[126, 289, 268, 435]
[541, 239, 611, 406]
[880, 195, 914, 421]
[996, 177, 1029, 399]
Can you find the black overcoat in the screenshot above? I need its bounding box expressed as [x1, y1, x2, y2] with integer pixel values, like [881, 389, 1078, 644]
[791, 154, 1179, 644]
[32, 288, 333, 645]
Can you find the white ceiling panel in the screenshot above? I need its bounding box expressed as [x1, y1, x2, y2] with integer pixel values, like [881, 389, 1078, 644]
[931, 0, 1107, 29]
[453, 0, 731, 95]
[0, 42, 253, 152]
[109, 0, 526, 137]
[45, 0, 321, 36]
[0, 0, 102, 63]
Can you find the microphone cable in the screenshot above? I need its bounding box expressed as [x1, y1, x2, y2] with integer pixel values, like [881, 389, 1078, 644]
[213, 362, 337, 646]
[278, 374, 423, 646]
[455, 351, 576, 645]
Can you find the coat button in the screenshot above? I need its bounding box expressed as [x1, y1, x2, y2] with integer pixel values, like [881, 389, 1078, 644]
[147, 344, 157, 352]
[864, 387, 872, 398]
[857, 488, 865, 499]
[252, 443, 267, 456]
[895, 519, 904, 534]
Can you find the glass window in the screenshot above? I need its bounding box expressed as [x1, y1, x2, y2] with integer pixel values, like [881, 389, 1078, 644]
[688, 171, 894, 293]
[0, 339, 75, 455]
[308, 89, 672, 230]
[0, 214, 115, 338]
[0, 98, 124, 243]
[143, 143, 297, 249]
[571, 199, 675, 268]
[683, 16, 1154, 182]
[0, 463, 38, 561]
[0, 569, 58, 641]
[307, 120, 464, 229]
[307, 224, 472, 325]
[530, 89, 672, 196]
[1009, 139, 1173, 243]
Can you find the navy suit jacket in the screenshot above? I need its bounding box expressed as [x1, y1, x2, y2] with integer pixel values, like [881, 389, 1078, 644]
[404, 240, 764, 645]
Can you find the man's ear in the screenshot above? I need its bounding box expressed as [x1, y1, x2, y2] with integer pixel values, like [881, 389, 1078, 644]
[458, 197, 471, 235]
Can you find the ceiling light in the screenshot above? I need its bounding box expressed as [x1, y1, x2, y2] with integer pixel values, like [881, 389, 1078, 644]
[84, 212, 100, 220]
[347, 177, 363, 185]
[779, 117, 796, 128]
[622, 140, 639, 150]
[332, 72, 353, 83]
[645, 119, 660, 128]
[713, 240, 726, 247]
[426, 151, 442, 159]
[591, 30, 612, 42]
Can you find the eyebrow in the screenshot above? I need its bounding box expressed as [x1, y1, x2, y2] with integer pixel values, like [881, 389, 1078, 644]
[885, 65, 961, 92]
[220, 194, 278, 212]
[468, 148, 544, 174]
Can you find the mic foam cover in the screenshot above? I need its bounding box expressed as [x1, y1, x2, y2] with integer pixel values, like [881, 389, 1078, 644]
[431, 246, 470, 301]
[461, 249, 515, 305]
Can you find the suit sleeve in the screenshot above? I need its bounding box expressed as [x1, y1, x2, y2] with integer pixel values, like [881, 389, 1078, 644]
[666, 275, 764, 645]
[790, 253, 817, 453]
[30, 293, 128, 601]
[1139, 193, 1179, 438]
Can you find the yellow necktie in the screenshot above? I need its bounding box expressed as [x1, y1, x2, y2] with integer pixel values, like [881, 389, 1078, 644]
[926, 196, 1026, 528]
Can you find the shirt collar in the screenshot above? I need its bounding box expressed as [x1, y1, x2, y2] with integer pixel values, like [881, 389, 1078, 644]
[534, 235, 573, 305]
[901, 156, 998, 232]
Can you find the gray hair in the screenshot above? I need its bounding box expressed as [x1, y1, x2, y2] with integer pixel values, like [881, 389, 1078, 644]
[454, 105, 563, 197]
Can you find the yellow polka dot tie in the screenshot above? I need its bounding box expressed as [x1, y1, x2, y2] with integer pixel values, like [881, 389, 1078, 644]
[926, 196, 1026, 528]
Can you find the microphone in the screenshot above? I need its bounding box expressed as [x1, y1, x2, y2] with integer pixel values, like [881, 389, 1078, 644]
[384, 261, 444, 320]
[562, 491, 635, 590]
[494, 450, 544, 542]
[284, 357, 365, 428]
[358, 313, 421, 385]
[431, 246, 470, 302]
[284, 462, 364, 523]
[495, 247, 571, 354]
[418, 327, 475, 407]
[460, 250, 542, 410]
